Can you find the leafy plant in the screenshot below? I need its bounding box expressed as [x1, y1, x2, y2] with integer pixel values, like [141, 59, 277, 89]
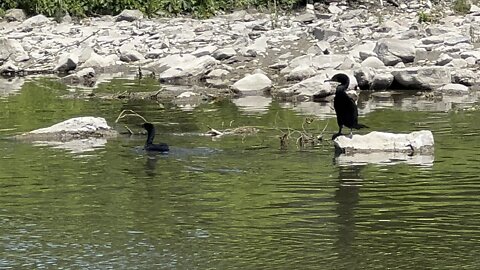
[453, 0, 471, 14]
[418, 10, 433, 23]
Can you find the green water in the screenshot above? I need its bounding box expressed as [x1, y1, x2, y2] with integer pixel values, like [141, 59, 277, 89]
[1, 78, 480, 269]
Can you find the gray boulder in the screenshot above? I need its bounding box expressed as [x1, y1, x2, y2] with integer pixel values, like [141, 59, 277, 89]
[192, 45, 218, 57]
[81, 53, 119, 69]
[438, 83, 469, 94]
[21, 14, 50, 27]
[391, 66, 451, 90]
[116, 9, 144, 22]
[15, 117, 118, 141]
[145, 54, 197, 74]
[212, 48, 236, 60]
[312, 28, 342, 41]
[374, 38, 416, 66]
[361, 56, 385, 69]
[435, 53, 453, 66]
[451, 69, 478, 86]
[286, 65, 317, 81]
[371, 73, 394, 90]
[334, 130, 434, 154]
[5, 9, 26, 22]
[232, 73, 272, 94]
[277, 74, 332, 100]
[0, 38, 29, 62]
[159, 55, 218, 82]
[54, 53, 79, 73]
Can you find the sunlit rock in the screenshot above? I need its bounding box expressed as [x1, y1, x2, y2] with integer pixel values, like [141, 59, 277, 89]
[286, 65, 317, 81]
[231, 73, 272, 94]
[0, 38, 29, 62]
[116, 9, 144, 22]
[374, 38, 416, 66]
[212, 47, 237, 60]
[437, 83, 469, 94]
[334, 130, 434, 154]
[5, 9, 26, 22]
[20, 14, 50, 27]
[159, 55, 218, 83]
[391, 66, 451, 90]
[15, 117, 118, 141]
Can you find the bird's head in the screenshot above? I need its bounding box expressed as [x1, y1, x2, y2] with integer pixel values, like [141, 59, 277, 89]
[327, 73, 350, 86]
[141, 122, 154, 131]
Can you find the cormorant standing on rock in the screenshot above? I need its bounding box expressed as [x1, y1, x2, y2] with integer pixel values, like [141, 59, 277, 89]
[329, 73, 368, 140]
[142, 122, 169, 153]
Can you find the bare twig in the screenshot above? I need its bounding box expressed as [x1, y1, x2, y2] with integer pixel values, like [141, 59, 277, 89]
[115, 109, 148, 123]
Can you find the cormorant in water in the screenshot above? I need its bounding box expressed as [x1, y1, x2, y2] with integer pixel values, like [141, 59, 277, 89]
[329, 73, 368, 140]
[141, 122, 169, 153]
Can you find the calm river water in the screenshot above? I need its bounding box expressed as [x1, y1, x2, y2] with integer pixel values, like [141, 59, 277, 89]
[1, 77, 480, 269]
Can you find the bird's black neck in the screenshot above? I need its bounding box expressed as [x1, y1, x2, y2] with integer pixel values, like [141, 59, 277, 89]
[336, 84, 348, 93]
[145, 127, 156, 145]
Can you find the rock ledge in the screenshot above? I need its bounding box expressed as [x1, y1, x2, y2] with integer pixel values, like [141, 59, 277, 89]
[334, 130, 434, 154]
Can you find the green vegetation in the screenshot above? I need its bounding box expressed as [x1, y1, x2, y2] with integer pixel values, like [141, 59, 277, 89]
[453, 0, 471, 14]
[417, 10, 433, 23]
[0, 0, 303, 18]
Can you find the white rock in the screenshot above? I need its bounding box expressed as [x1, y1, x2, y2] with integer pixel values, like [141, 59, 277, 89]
[192, 45, 218, 57]
[286, 65, 317, 81]
[446, 58, 468, 68]
[438, 83, 469, 94]
[232, 73, 272, 93]
[278, 73, 332, 99]
[212, 47, 236, 60]
[0, 38, 29, 62]
[391, 66, 451, 90]
[159, 55, 218, 81]
[206, 69, 229, 78]
[374, 38, 416, 66]
[25, 116, 113, 135]
[21, 14, 50, 27]
[361, 56, 385, 69]
[334, 130, 434, 153]
[145, 54, 197, 73]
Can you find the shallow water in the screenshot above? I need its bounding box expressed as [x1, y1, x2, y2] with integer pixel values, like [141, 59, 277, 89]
[1, 77, 480, 269]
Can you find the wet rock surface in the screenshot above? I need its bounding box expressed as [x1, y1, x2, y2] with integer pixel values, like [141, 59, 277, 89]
[0, 1, 479, 151]
[14, 117, 118, 141]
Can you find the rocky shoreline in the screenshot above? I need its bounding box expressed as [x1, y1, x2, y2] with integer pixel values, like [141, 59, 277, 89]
[1, 1, 480, 105]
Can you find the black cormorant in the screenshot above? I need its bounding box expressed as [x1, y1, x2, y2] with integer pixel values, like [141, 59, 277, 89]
[142, 122, 169, 153]
[329, 73, 368, 140]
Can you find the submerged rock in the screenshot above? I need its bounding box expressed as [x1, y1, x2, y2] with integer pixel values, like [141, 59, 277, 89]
[15, 117, 118, 141]
[334, 130, 434, 154]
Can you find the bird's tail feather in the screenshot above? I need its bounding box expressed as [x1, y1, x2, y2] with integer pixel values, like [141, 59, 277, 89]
[354, 123, 368, 129]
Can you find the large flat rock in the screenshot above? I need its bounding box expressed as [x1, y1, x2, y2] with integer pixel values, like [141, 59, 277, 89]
[334, 130, 434, 154]
[15, 117, 118, 141]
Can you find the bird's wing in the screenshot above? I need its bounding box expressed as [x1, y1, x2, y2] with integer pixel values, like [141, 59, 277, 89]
[349, 97, 359, 120]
